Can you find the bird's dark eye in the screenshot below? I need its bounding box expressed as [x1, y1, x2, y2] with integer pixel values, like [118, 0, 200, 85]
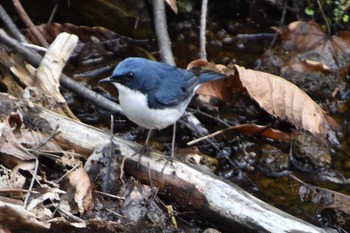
[126, 72, 134, 79]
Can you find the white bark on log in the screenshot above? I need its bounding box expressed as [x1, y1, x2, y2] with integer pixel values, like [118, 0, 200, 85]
[15, 100, 336, 233]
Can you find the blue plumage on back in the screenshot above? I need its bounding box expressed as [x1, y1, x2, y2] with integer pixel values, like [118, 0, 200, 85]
[109, 57, 225, 109]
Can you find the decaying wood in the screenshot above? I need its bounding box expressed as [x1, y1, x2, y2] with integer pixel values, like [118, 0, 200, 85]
[35, 32, 78, 104]
[34, 32, 78, 119]
[0, 95, 335, 233]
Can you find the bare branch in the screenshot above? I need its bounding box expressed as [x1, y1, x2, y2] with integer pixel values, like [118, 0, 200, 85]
[0, 4, 27, 43]
[200, 0, 209, 60]
[153, 0, 175, 65]
[11, 0, 49, 47]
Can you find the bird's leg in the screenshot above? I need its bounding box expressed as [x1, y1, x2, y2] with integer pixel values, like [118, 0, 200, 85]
[162, 123, 177, 166]
[170, 122, 176, 160]
[160, 123, 177, 172]
[138, 129, 152, 163]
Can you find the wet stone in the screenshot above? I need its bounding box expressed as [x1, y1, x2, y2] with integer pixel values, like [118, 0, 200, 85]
[291, 133, 332, 171]
[258, 144, 289, 175]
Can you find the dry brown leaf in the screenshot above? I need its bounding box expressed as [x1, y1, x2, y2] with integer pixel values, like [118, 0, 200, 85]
[0, 117, 34, 161]
[67, 166, 93, 214]
[278, 21, 350, 71]
[232, 64, 338, 144]
[0, 201, 50, 230]
[225, 124, 292, 142]
[282, 59, 333, 74]
[165, 0, 178, 13]
[187, 59, 236, 101]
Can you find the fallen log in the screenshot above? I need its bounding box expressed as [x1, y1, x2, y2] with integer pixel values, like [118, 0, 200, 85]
[7, 95, 335, 233]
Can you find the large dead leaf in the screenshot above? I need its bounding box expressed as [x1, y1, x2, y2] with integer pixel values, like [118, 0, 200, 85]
[188, 59, 338, 145]
[233, 65, 338, 144]
[278, 21, 350, 71]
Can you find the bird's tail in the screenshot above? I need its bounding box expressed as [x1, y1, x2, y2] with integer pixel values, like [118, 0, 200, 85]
[196, 69, 226, 84]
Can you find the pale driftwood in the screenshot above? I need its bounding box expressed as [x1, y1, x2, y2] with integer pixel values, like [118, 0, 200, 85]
[11, 99, 336, 233]
[35, 32, 78, 104]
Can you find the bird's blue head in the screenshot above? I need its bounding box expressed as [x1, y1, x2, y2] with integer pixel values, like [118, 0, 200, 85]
[99, 57, 154, 93]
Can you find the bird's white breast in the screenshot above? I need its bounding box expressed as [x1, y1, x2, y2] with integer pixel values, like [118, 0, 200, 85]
[115, 84, 192, 130]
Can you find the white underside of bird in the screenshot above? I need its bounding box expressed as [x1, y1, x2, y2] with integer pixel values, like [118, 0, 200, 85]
[115, 83, 193, 130]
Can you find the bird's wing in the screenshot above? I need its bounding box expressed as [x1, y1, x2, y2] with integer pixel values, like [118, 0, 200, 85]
[148, 69, 199, 109]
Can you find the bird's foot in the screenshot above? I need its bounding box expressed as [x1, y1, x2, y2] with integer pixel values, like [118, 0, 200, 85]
[136, 144, 151, 168]
[160, 148, 176, 173]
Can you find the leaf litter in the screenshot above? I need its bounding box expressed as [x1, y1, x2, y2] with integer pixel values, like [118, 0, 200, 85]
[0, 18, 347, 232]
[277, 21, 350, 72]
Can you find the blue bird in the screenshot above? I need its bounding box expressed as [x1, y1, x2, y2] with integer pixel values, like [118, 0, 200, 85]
[99, 57, 226, 159]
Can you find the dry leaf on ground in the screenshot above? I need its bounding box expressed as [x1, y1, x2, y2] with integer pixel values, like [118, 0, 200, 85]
[187, 59, 338, 144]
[233, 64, 338, 145]
[67, 166, 93, 214]
[277, 21, 350, 72]
[0, 201, 50, 231]
[0, 116, 35, 161]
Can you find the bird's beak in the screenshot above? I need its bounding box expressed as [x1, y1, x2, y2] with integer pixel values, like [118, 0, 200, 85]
[99, 76, 113, 83]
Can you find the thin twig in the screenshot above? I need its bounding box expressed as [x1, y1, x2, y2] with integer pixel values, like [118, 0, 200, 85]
[187, 108, 231, 127]
[0, 4, 27, 43]
[21, 42, 48, 52]
[199, 0, 209, 60]
[0, 188, 39, 194]
[316, 0, 331, 35]
[23, 157, 39, 208]
[23, 126, 61, 208]
[105, 208, 125, 218]
[48, 2, 59, 23]
[56, 206, 85, 222]
[238, 33, 275, 39]
[0, 29, 42, 65]
[11, 0, 49, 47]
[95, 190, 125, 200]
[268, 0, 288, 49]
[55, 164, 81, 183]
[102, 115, 114, 192]
[153, 0, 175, 65]
[187, 128, 224, 146]
[33, 125, 61, 150]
